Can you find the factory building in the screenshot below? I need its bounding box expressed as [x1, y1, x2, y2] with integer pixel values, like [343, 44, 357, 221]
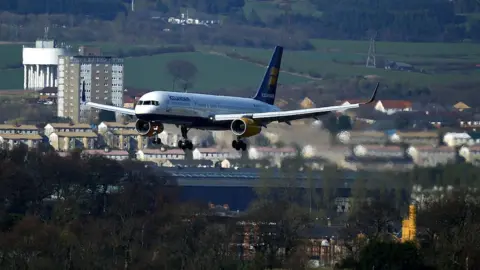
[57, 48, 124, 123]
[22, 39, 71, 90]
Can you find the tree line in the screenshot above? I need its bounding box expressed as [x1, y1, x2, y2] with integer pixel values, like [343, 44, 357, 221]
[1, 145, 480, 269]
[1, 0, 480, 42]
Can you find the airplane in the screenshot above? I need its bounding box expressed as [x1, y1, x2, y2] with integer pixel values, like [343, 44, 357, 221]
[84, 46, 379, 151]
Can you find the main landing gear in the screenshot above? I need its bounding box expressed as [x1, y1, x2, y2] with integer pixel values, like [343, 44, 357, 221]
[232, 139, 247, 151]
[177, 126, 193, 150]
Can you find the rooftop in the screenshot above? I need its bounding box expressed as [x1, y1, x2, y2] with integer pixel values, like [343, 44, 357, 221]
[53, 132, 98, 138]
[0, 124, 40, 130]
[0, 134, 43, 140]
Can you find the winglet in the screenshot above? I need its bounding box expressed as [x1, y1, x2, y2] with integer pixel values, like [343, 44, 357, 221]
[81, 81, 86, 103]
[363, 82, 379, 104]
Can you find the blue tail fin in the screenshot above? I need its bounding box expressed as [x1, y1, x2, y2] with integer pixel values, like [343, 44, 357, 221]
[252, 46, 283, 105]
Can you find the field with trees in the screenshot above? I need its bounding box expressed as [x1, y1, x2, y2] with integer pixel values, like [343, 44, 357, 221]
[0, 0, 479, 103]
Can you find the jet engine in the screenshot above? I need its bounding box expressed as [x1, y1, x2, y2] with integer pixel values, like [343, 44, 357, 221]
[135, 119, 164, 137]
[230, 117, 261, 138]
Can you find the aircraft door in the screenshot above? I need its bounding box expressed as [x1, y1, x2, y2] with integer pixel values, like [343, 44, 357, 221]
[166, 99, 172, 113]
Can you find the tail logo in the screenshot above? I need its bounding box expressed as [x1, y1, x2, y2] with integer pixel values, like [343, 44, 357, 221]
[268, 67, 279, 87]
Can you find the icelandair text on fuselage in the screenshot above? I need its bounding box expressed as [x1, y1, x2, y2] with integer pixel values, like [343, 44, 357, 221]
[169, 96, 191, 102]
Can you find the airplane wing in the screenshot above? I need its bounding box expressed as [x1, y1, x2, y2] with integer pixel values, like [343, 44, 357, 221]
[86, 102, 136, 116]
[214, 83, 379, 123]
[82, 80, 136, 115]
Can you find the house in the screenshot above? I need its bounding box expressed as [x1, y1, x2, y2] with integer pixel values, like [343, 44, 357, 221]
[407, 146, 456, 166]
[351, 145, 405, 158]
[38, 87, 57, 103]
[384, 61, 414, 71]
[374, 100, 413, 114]
[97, 121, 136, 134]
[0, 134, 43, 149]
[0, 124, 41, 135]
[136, 149, 185, 161]
[248, 147, 297, 160]
[390, 131, 439, 146]
[459, 145, 480, 164]
[44, 123, 93, 136]
[453, 102, 470, 112]
[161, 159, 214, 168]
[337, 131, 387, 145]
[102, 129, 145, 150]
[442, 132, 480, 147]
[192, 147, 241, 160]
[49, 132, 98, 151]
[82, 149, 130, 161]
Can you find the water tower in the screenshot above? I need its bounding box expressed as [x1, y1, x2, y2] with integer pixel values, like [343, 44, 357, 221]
[22, 27, 71, 90]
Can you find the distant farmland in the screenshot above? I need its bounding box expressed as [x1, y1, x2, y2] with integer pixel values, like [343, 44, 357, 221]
[202, 40, 480, 87]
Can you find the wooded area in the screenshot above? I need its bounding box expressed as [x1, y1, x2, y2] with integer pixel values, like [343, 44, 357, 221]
[0, 145, 480, 269]
[0, 0, 479, 42]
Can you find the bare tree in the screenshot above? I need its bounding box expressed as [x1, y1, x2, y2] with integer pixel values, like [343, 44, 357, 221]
[166, 60, 198, 91]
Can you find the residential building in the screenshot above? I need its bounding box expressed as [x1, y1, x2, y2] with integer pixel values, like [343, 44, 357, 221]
[459, 145, 480, 164]
[102, 129, 144, 150]
[443, 132, 479, 147]
[407, 146, 456, 166]
[192, 148, 241, 160]
[136, 149, 185, 161]
[82, 149, 130, 161]
[390, 131, 439, 146]
[453, 102, 470, 112]
[97, 121, 135, 134]
[337, 131, 387, 145]
[0, 124, 41, 135]
[248, 147, 297, 160]
[38, 87, 58, 103]
[44, 123, 93, 136]
[57, 54, 124, 123]
[351, 145, 405, 158]
[374, 100, 413, 114]
[48, 131, 98, 151]
[0, 134, 43, 149]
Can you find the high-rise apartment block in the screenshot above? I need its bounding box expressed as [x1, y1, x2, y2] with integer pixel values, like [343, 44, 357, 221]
[57, 52, 124, 123]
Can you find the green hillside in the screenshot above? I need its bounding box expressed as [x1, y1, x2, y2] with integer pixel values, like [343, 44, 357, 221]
[0, 44, 309, 91]
[123, 51, 308, 92]
[203, 40, 480, 86]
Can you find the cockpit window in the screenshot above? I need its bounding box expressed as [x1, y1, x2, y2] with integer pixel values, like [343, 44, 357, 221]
[137, 100, 159, 106]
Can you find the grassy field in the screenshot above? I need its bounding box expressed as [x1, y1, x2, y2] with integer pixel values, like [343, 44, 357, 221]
[124, 51, 308, 92]
[243, 0, 322, 17]
[0, 44, 25, 69]
[201, 40, 480, 86]
[1, 39, 479, 91]
[0, 43, 308, 91]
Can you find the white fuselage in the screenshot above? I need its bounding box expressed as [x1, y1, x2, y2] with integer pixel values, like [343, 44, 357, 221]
[134, 91, 280, 130]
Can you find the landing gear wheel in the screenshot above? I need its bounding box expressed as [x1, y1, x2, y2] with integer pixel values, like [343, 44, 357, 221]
[178, 125, 193, 150]
[177, 140, 184, 149]
[185, 140, 193, 150]
[152, 138, 162, 145]
[177, 139, 193, 150]
[232, 140, 247, 151]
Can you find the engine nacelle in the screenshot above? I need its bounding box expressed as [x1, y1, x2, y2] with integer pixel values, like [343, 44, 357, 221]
[231, 117, 262, 138]
[135, 119, 164, 137]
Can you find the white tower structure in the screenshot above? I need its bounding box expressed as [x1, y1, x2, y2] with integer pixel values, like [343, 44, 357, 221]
[22, 28, 70, 90]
